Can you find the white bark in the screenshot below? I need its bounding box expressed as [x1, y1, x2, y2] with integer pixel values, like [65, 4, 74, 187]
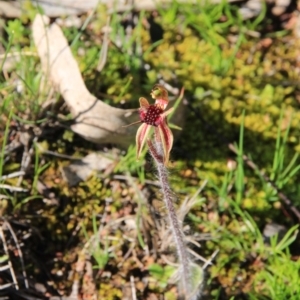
[32, 14, 137, 145]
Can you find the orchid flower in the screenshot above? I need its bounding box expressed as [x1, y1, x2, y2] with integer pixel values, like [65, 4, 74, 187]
[125, 85, 174, 165]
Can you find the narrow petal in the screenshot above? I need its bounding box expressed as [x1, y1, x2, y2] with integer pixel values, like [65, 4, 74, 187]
[139, 97, 150, 108]
[156, 120, 173, 165]
[136, 123, 151, 160]
[162, 107, 174, 117]
[122, 120, 141, 128]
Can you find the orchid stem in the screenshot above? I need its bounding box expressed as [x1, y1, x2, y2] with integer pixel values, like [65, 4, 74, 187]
[148, 139, 192, 299]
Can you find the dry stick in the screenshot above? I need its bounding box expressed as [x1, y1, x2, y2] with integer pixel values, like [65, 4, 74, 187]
[96, 15, 110, 72]
[0, 224, 19, 290]
[5, 221, 29, 288]
[130, 275, 137, 300]
[0, 184, 28, 192]
[228, 143, 300, 221]
[0, 171, 25, 180]
[148, 140, 192, 298]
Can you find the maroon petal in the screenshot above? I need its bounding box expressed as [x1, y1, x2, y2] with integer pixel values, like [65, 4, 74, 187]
[162, 107, 174, 117]
[156, 119, 173, 165]
[136, 123, 151, 160]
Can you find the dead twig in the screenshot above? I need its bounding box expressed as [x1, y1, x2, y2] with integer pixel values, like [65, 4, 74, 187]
[228, 143, 300, 221]
[32, 14, 137, 146]
[202, 249, 219, 270]
[0, 223, 19, 290]
[97, 16, 110, 72]
[4, 221, 29, 288]
[0, 184, 28, 193]
[0, 171, 25, 181]
[130, 275, 137, 300]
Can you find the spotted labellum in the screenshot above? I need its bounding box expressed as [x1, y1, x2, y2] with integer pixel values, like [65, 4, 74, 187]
[125, 84, 174, 165]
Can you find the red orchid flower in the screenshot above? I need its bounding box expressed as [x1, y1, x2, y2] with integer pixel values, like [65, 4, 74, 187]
[125, 84, 174, 165]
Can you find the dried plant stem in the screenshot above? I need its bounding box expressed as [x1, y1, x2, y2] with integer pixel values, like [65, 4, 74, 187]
[228, 143, 300, 221]
[148, 140, 192, 298]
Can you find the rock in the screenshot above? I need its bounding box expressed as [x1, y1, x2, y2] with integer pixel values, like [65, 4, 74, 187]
[61, 152, 115, 186]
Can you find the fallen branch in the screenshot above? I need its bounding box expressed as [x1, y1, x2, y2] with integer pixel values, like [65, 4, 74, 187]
[32, 14, 137, 146]
[2, 0, 244, 18]
[229, 143, 300, 222]
[0, 184, 28, 193]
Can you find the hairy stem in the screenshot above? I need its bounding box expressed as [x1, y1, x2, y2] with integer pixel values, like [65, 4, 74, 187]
[148, 140, 192, 298]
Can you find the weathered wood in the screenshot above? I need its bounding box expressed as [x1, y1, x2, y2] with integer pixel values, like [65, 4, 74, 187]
[0, 0, 292, 24]
[32, 14, 137, 146]
[2, 0, 253, 18]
